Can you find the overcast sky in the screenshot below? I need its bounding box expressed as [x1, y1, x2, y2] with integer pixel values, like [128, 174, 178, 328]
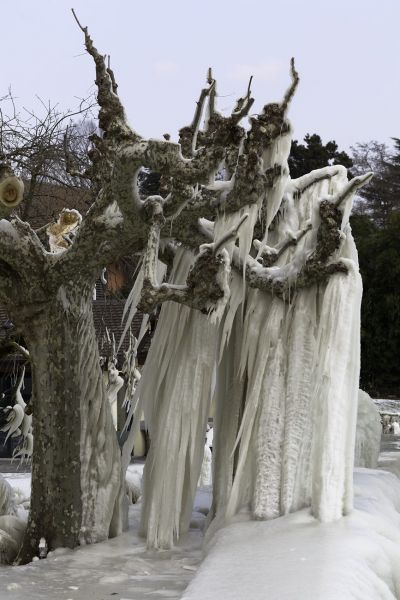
[2, 0, 399, 153]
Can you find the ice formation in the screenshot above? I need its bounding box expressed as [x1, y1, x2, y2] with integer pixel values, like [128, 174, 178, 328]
[198, 445, 213, 487]
[138, 164, 365, 546]
[199, 429, 213, 488]
[125, 469, 142, 504]
[354, 389, 382, 468]
[0, 475, 15, 517]
[182, 468, 400, 600]
[0, 476, 28, 563]
[105, 360, 124, 429]
[0, 515, 26, 564]
[0, 368, 33, 463]
[208, 165, 364, 528]
[136, 248, 219, 548]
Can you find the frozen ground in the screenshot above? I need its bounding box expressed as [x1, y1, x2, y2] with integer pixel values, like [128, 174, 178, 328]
[0, 465, 211, 600]
[2, 440, 400, 600]
[183, 437, 400, 600]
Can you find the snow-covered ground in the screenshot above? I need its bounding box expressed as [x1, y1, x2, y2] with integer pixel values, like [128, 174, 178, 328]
[0, 465, 211, 600]
[183, 441, 400, 600]
[183, 468, 400, 600]
[2, 444, 400, 600]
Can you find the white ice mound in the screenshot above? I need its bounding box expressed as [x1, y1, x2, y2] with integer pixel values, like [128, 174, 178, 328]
[0, 515, 26, 564]
[126, 468, 142, 504]
[355, 389, 382, 468]
[183, 469, 400, 600]
[0, 475, 16, 517]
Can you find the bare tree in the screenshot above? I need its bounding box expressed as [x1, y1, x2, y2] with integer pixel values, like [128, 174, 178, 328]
[0, 93, 95, 225]
[351, 140, 399, 224]
[0, 13, 371, 563]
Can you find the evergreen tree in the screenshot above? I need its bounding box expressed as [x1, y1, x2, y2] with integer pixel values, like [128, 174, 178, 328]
[351, 212, 400, 397]
[288, 133, 353, 179]
[350, 138, 400, 397]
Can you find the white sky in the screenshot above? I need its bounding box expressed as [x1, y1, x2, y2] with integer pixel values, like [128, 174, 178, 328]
[2, 0, 399, 152]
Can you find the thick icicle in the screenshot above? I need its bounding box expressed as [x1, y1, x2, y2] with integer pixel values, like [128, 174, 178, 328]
[281, 289, 316, 514]
[138, 248, 219, 549]
[310, 259, 362, 521]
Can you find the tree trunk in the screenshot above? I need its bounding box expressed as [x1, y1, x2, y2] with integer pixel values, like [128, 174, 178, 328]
[15, 282, 124, 563]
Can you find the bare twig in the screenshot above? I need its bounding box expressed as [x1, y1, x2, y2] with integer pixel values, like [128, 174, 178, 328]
[281, 57, 300, 114]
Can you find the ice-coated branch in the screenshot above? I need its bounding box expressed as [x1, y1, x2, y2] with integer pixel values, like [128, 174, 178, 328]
[333, 172, 373, 207]
[232, 170, 373, 297]
[288, 167, 340, 198]
[212, 213, 249, 255]
[0, 340, 30, 361]
[141, 198, 165, 288]
[163, 180, 196, 219]
[138, 199, 234, 315]
[218, 60, 298, 217]
[138, 245, 229, 314]
[254, 222, 313, 267]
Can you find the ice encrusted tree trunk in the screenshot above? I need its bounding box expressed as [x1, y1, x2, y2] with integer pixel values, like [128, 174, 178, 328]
[0, 13, 371, 562]
[124, 71, 373, 547]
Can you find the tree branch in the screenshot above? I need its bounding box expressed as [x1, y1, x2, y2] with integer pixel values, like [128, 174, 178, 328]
[241, 174, 372, 298]
[0, 163, 24, 218]
[137, 204, 244, 315]
[281, 57, 299, 114]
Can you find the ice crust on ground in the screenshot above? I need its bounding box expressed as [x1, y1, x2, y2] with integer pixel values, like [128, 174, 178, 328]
[183, 466, 400, 600]
[0, 467, 207, 600]
[3, 450, 400, 599]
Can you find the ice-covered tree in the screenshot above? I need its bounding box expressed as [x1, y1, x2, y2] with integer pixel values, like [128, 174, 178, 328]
[0, 13, 371, 563]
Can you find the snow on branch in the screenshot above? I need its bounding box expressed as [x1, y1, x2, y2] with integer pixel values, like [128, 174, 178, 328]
[137, 199, 247, 316]
[242, 173, 373, 298]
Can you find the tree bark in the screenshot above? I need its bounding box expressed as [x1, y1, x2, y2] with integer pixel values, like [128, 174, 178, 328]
[15, 282, 123, 563]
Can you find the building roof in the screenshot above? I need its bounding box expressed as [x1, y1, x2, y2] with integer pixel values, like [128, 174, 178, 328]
[93, 280, 152, 366]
